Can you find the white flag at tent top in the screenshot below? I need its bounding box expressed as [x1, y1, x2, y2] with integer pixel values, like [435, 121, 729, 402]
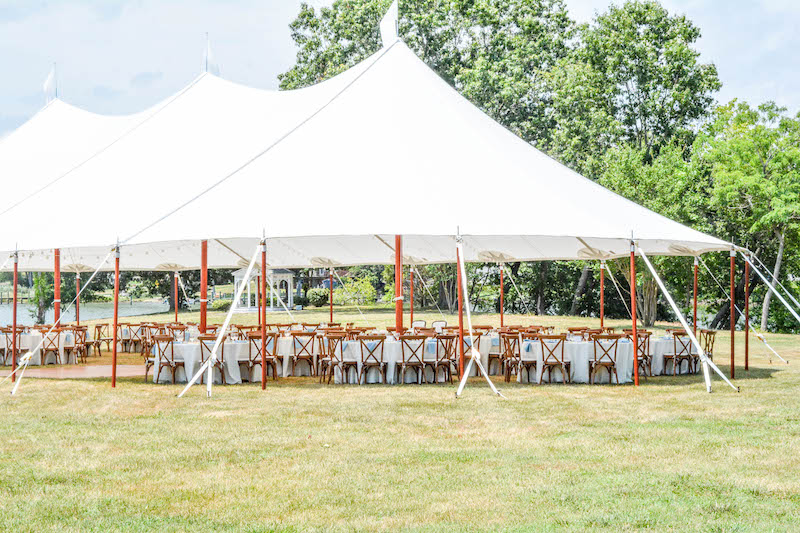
[204, 34, 221, 76]
[380, 0, 399, 47]
[43, 64, 57, 103]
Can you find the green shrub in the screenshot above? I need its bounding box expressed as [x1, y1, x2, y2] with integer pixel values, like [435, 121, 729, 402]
[307, 288, 329, 307]
[333, 277, 377, 305]
[211, 299, 232, 312]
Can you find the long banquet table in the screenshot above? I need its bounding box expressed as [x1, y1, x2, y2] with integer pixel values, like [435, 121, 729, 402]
[1, 331, 76, 365]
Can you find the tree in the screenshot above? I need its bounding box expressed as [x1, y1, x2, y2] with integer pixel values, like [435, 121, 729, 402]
[694, 101, 800, 329]
[579, 0, 720, 162]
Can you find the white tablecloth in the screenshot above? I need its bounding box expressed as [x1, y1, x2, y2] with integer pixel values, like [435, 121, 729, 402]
[518, 339, 635, 384]
[2, 331, 75, 365]
[649, 337, 696, 375]
[153, 340, 248, 384]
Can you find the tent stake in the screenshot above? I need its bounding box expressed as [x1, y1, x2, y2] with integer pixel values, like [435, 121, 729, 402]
[111, 245, 120, 388]
[200, 240, 208, 333]
[630, 242, 639, 386]
[730, 248, 735, 379]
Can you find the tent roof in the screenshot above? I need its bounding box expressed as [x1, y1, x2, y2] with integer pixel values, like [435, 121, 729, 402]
[0, 39, 730, 272]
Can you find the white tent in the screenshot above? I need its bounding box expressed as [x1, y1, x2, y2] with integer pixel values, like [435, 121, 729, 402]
[0, 40, 730, 269]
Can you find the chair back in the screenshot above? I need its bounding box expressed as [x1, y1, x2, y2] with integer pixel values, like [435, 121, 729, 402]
[399, 335, 426, 365]
[435, 334, 456, 365]
[461, 334, 481, 357]
[539, 334, 567, 364]
[500, 332, 521, 361]
[302, 323, 320, 332]
[592, 334, 621, 364]
[73, 326, 87, 346]
[584, 328, 603, 341]
[602, 327, 616, 334]
[167, 324, 187, 342]
[248, 331, 278, 359]
[431, 320, 447, 333]
[128, 324, 143, 343]
[94, 323, 109, 340]
[416, 327, 436, 337]
[198, 334, 225, 363]
[359, 335, 385, 365]
[635, 331, 651, 358]
[43, 328, 62, 352]
[323, 333, 346, 363]
[411, 320, 427, 329]
[291, 332, 316, 356]
[672, 331, 692, 356]
[699, 329, 716, 355]
[153, 335, 175, 363]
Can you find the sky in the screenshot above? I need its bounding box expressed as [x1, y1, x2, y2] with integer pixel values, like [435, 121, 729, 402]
[0, 0, 798, 136]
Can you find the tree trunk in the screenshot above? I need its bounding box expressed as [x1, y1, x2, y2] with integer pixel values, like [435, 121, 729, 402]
[761, 228, 785, 330]
[640, 277, 658, 327]
[569, 266, 591, 316]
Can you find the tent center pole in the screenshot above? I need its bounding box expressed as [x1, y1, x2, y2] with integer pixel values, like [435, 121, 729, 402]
[173, 272, 179, 323]
[261, 242, 267, 389]
[200, 240, 208, 334]
[329, 268, 334, 324]
[112, 246, 120, 388]
[600, 261, 605, 329]
[54, 248, 61, 325]
[409, 267, 414, 326]
[456, 247, 465, 378]
[75, 273, 81, 326]
[693, 258, 698, 335]
[630, 242, 639, 386]
[394, 235, 403, 334]
[11, 252, 18, 383]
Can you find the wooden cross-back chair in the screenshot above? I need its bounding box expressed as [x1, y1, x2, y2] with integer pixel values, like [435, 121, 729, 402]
[500, 332, 522, 383]
[584, 328, 604, 341]
[127, 324, 144, 353]
[246, 331, 279, 382]
[699, 329, 716, 370]
[42, 328, 62, 365]
[198, 334, 227, 385]
[589, 334, 622, 384]
[71, 326, 88, 364]
[539, 334, 570, 384]
[290, 332, 316, 376]
[319, 333, 347, 384]
[116, 323, 130, 352]
[633, 330, 652, 379]
[434, 334, 457, 383]
[2, 327, 20, 365]
[461, 334, 481, 363]
[167, 324, 187, 343]
[152, 335, 183, 384]
[664, 332, 693, 375]
[358, 335, 386, 384]
[398, 335, 427, 384]
[92, 323, 112, 355]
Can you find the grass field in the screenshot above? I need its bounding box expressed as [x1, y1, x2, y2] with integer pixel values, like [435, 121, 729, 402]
[1, 307, 799, 531]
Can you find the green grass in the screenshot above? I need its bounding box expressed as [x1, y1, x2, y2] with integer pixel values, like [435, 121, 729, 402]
[1, 308, 799, 531]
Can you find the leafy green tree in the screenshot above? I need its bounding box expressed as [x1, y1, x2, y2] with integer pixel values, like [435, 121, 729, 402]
[694, 101, 800, 329]
[578, 0, 720, 162]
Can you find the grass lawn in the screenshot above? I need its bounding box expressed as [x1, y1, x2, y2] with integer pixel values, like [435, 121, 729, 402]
[1, 307, 799, 531]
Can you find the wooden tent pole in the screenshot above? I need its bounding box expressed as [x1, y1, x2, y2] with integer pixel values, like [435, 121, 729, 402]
[745, 255, 750, 371]
[261, 242, 267, 389]
[200, 240, 208, 333]
[499, 263, 504, 328]
[730, 248, 736, 379]
[394, 236, 403, 334]
[630, 243, 639, 386]
[600, 261, 605, 329]
[693, 258, 698, 335]
[457, 247, 465, 377]
[11, 252, 18, 383]
[54, 248, 61, 325]
[111, 246, 120, 388]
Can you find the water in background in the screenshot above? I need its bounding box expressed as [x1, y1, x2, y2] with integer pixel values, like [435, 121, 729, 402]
[0, 299, 169, 326]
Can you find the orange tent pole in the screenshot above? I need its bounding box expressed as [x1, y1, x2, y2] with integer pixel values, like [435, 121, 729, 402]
[600, 261, 605, 329]
[394, 236, 403, 334]
[111, 246, 120, 388]
[328, 268, 334, 324]
[457, 247, 465, 377]
[200, 240, 208, 333]
[409, 267, 414, 325]
[730, 249, 735, 379]
[693, 258, 698, 336]
[499, 263, 504, 328]
[54, 248, 61, 325]
[173, 272, 179, 323]
[630, 243, 639, 386]
[745, 256, 750, 371]
[261, 242, 267, 389]
[11, 252, 18, 383]
[75, 273, 81, 326]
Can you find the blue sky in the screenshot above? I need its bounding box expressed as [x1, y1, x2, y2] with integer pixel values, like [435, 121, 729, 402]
[0, 0, 798, 136]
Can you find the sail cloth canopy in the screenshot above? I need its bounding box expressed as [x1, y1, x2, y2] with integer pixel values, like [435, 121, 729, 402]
[0, 38, 730, 271]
